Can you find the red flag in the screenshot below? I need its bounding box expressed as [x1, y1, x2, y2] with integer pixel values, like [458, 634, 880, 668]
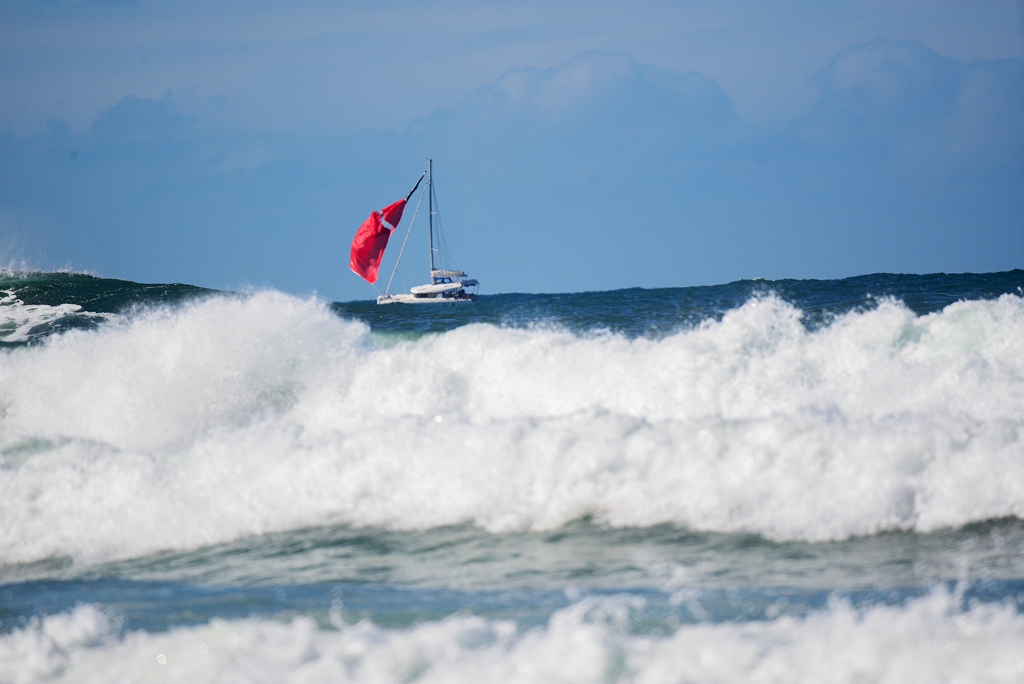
[380, 199, 406, 229]
[349, 198, 408, 283]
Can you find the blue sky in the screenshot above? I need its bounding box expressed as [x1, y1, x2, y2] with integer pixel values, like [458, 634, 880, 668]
[1, 0, 1021, 300]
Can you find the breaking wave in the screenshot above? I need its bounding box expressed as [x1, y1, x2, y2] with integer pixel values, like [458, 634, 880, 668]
[1, 288, 1022, 566]
[2, 590, 1022, 683]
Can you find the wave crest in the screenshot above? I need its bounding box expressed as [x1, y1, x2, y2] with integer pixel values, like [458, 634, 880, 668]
[3, 591, 1022, 683]
[1, 290, 1022, 564]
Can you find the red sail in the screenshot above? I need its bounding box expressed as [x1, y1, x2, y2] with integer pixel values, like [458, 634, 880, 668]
[349, 198, 407, 283]
[380, 199, 406, 229]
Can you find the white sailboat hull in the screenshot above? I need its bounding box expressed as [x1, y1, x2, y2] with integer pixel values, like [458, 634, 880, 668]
[377, 292, 478, 304]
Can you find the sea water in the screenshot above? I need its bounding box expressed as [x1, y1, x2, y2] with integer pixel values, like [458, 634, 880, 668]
[1, 270, 1023, 683]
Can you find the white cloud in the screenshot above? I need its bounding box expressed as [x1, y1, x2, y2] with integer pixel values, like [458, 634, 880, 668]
[2, 0, 1021, 138]
[799, 39, 1024, 172]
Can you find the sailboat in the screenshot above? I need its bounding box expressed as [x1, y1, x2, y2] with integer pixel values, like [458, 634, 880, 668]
[349, 159, 479, 304]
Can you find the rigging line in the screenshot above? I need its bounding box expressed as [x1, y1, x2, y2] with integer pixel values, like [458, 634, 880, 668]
[432, 184, 449, 268]
[435, 190, 458, 270]
[383, 181, 427, 297]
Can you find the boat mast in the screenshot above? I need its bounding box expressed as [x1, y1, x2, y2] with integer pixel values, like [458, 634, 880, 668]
[428, 159, 435, 279]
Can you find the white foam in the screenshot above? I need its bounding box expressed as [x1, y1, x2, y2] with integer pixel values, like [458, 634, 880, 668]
[0, 290, 97, 343]
[1, 591, 1022, 683]
[1, 291, 1023, 565]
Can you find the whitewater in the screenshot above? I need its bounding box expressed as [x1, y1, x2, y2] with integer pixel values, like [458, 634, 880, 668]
[2, 270, 1023, 683]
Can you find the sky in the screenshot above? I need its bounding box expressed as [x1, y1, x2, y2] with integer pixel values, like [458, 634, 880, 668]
[0, 0, 1022, 300]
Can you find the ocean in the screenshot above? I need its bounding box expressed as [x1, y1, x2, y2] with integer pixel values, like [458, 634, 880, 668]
[1, 269, 1023, 683]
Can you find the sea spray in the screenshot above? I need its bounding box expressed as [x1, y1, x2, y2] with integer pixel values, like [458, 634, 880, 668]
[3, 270, 1024, 684]
[1, 289, 1022, 567]
[2, 590, 1023, 684]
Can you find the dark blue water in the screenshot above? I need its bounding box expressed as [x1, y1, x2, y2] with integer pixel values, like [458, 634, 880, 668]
[4, 270, 1021, 344]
